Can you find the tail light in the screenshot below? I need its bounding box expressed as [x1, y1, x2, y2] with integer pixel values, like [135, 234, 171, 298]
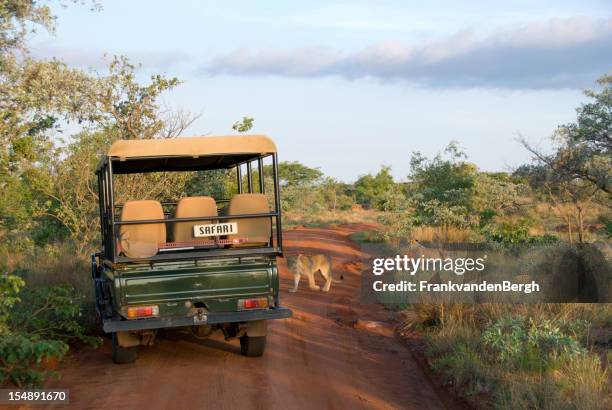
[238, 297, 269, 310]
[127, 305, 159, 318]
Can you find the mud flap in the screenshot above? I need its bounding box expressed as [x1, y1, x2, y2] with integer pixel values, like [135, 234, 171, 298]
[116, 331, 140, 348]
[246, 320, 267, 337]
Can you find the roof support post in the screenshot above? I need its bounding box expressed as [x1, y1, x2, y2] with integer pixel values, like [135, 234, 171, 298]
[108, 160, 116, 262]
[236, 165, 243, 194]
[247, 161, 253, 193]
[272, 154, 282, 251]
[258, 158, 265, 194]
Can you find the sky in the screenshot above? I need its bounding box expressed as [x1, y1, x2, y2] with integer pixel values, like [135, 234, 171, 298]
[33, 0, 612, 181]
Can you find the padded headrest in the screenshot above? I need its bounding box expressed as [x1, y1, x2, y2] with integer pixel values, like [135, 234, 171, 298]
[119, 200, 166, 258]
[227, 193, 271, 246]
[172, 196, 218, 242]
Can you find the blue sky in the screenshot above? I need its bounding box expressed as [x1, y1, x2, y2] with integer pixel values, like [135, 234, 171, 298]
[34, 1, 611, 181]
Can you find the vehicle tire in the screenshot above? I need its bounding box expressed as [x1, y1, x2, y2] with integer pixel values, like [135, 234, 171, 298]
[240, 335, 266, 357]
[112, 332, 138, 364]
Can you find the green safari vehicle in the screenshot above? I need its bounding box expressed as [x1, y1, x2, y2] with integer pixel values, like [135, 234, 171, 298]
[92, 135, 291, 363]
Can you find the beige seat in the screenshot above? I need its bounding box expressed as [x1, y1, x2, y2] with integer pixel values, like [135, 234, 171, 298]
[119, 200, 166, 258]
[172, 196, 218, 242]
[226, 193, 271, 246]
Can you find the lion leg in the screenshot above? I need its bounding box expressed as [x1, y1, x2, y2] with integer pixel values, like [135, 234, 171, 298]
[307, 271, 320, 291]
[321, 268, 332, 292]
[289, 272, 300, 293]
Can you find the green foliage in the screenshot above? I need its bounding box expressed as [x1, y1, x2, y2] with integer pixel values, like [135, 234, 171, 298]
[277, 162, 330, 214]
[420, 306, 609, 408]
[483, 218, 558, 247]
[10, 285, 101, 346]
[520, 74, 612, 197]
[98, 56, 181, 140]
[0, 332, 68, 387]
[473, 172, 524, 215]
[554, 74, 612, 195]
[408, 142, 477, 227]
[185, 168, 234, 199]
[354, 165, 397, 210]
[278, 161, 323, 187]
[232, 116, 254, 133]
[0, 273, 24, 334]
[0, 281, 99, 387]
[599, 215, 612, 238]
[0, 0, 55, 54]
[482, 316, 586, 371]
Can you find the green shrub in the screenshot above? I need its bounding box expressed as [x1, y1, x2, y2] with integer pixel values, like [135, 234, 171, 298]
[10, 285, 101, 347]
[482, 316, 586, 372]
[418, 306, 610, 408]
[483, 219, 558, 247]
[0, 274, 25, 335]
[1, 279, 100, 387]
[0, 332, 68, 387]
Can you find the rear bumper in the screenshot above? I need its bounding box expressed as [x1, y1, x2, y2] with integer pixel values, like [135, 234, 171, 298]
[102, 306, 292, 333]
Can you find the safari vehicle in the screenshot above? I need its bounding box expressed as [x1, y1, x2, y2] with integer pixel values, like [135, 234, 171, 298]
[92, 135, 291, 363]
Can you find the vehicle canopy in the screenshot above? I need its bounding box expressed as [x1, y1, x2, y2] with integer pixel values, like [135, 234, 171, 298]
[99, 134, 277, 173]
[95, 135, 283, 264]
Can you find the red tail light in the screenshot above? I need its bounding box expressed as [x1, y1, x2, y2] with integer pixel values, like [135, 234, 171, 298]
[127, 305, 159, 318]
[238, 297, 269, 310]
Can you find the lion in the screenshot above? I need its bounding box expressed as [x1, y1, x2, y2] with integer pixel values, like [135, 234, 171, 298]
[286, 254, 339, 293]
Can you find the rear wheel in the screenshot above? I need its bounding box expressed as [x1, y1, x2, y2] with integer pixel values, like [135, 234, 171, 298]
[240, 335, 266, 357]
[112, 332, 138, 364]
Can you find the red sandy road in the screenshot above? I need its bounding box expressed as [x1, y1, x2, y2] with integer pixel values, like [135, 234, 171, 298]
[36, 224, 443, 410]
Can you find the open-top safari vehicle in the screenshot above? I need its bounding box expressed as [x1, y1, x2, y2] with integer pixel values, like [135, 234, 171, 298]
[92, 135, 291, 363]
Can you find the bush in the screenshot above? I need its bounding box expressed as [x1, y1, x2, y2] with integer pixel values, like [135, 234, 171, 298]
[10, 285, 101, 346]
[483, 219, 558, 247]
[0, 332, 68, 387]
[0, 276, 100, 388]
[0, 274, 25, 335]
[413, 305, 610, 409]
[482, 316, 586, 371]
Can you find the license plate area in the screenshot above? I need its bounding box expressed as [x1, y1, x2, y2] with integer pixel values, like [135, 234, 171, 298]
[193, 222, 238, 238]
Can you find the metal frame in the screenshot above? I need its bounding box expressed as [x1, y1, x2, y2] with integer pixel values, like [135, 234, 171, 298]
[95, 152, 283, 264]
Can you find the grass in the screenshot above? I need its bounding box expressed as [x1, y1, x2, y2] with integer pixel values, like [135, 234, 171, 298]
[403, 303, 612, 409]
[1, 241, 97, 330]
[409, 226, 474, 243]
[283, 207, 378, 228]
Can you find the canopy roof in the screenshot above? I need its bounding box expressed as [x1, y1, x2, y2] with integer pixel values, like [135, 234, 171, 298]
[100, 135, 277, 174]
[108, 135, 276, 158]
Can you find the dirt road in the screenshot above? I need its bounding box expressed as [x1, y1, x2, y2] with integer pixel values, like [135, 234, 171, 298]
[44, 224, 444, 409]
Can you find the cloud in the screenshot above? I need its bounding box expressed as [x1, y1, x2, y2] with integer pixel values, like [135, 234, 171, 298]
[30, 44, 190, 70]
[202, 16, 612, 89]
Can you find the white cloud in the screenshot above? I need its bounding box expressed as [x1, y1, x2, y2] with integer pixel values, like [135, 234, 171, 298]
[202, 16, 612, 89]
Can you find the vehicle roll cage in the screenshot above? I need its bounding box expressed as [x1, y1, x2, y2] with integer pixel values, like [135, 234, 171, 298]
[96, 152, 283, 264]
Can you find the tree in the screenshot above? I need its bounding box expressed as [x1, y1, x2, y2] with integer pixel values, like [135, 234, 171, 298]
[473, 172, 525, 226]
[0, 2, 188, 252]
[0, 2, 104, 236]
[278, 161, 322, 187]
[519, 74, 611, 198]
[0, 0, 54, 54]
[354, 165, 396, 210]
[91, 56, 181, 140]
[232, 116, 254, 133]
[517, 73, 611, 243]
[407, 142, 477, 227]
[38, 57, 189, 252]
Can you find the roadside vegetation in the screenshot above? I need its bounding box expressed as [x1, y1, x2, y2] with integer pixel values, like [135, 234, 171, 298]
[401, 304, 612, 409]
[0, 1, 609, 403]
